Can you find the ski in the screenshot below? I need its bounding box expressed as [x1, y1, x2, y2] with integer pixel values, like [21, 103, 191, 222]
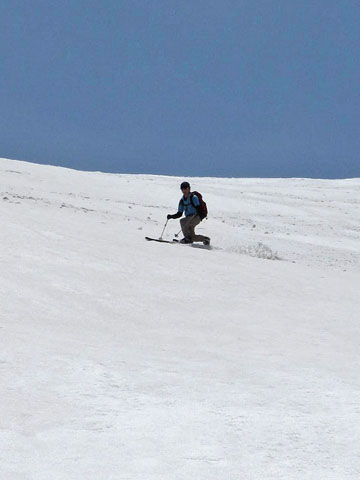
[145, 236, 176, 243]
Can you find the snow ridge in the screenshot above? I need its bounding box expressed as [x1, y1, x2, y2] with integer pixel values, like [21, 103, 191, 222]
[1, 158, 360, 480]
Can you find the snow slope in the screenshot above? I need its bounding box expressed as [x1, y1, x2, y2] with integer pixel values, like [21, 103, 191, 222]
[1, 158, 360, 480]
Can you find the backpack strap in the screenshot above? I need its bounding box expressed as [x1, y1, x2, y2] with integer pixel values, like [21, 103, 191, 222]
[189, 193, 195, 208]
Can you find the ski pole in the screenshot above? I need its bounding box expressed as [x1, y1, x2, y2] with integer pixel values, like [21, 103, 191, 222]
[174, 228, 182, 238]
[159, 219, 168, 240]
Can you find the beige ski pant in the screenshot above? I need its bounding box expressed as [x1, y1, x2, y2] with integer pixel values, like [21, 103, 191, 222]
[180, 215, 207, 242]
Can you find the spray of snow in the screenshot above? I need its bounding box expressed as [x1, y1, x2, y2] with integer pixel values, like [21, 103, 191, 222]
[227, 242, 280, 260]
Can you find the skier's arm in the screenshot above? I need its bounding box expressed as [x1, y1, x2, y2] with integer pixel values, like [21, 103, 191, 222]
[191, 194, 202, 216]
[167, 211, 182, 220]
[167, 199, 184, 220]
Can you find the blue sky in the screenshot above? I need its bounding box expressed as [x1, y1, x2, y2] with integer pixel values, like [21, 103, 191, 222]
[1, 0, 359, 178]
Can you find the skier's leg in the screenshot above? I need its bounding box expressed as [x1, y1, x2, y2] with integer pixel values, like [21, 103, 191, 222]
[180, 217, 193, 242]
[181, 215, 210, 244]
[188, 215, 209, 243]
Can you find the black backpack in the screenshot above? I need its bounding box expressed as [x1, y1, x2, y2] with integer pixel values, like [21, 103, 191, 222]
[190, 191, 208, 220]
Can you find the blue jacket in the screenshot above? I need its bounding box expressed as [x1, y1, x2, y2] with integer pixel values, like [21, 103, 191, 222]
[178, 194, 200, 217]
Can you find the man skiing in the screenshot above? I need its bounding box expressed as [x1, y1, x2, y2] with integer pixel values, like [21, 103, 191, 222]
[167, 181, 210, 245]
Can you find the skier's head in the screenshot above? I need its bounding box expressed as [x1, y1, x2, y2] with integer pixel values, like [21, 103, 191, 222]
[180, 181, 190, 192]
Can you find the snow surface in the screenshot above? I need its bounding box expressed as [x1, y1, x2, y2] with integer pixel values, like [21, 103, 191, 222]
[1, 157, 360, 479]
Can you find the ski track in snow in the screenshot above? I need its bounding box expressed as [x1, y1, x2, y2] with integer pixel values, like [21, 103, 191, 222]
[1, 158, 360, 480]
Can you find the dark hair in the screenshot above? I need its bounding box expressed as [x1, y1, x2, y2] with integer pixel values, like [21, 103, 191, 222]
[180, 181, 190, 190]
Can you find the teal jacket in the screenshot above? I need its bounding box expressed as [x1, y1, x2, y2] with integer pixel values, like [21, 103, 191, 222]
[178, 194, 200, 217]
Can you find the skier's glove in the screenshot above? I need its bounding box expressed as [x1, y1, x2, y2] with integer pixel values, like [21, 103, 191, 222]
[167, 212, 182, 220]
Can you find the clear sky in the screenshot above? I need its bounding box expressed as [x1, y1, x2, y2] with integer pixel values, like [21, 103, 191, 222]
[1, 0, 359, 178]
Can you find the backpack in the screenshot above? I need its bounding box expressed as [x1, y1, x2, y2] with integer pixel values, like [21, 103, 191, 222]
[190, 191, 208, 220]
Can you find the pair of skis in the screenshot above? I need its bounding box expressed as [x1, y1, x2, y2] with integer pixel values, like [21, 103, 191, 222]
[145, 236, 211, 249]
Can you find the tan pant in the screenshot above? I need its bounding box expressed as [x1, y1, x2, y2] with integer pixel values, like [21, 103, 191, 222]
[180, 215, 207, 242]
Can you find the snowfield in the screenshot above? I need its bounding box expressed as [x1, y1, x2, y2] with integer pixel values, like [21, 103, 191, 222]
[1, 157, 360, 480]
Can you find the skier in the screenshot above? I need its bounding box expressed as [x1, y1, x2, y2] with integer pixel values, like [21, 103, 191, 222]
[167, 181, 210, 245]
